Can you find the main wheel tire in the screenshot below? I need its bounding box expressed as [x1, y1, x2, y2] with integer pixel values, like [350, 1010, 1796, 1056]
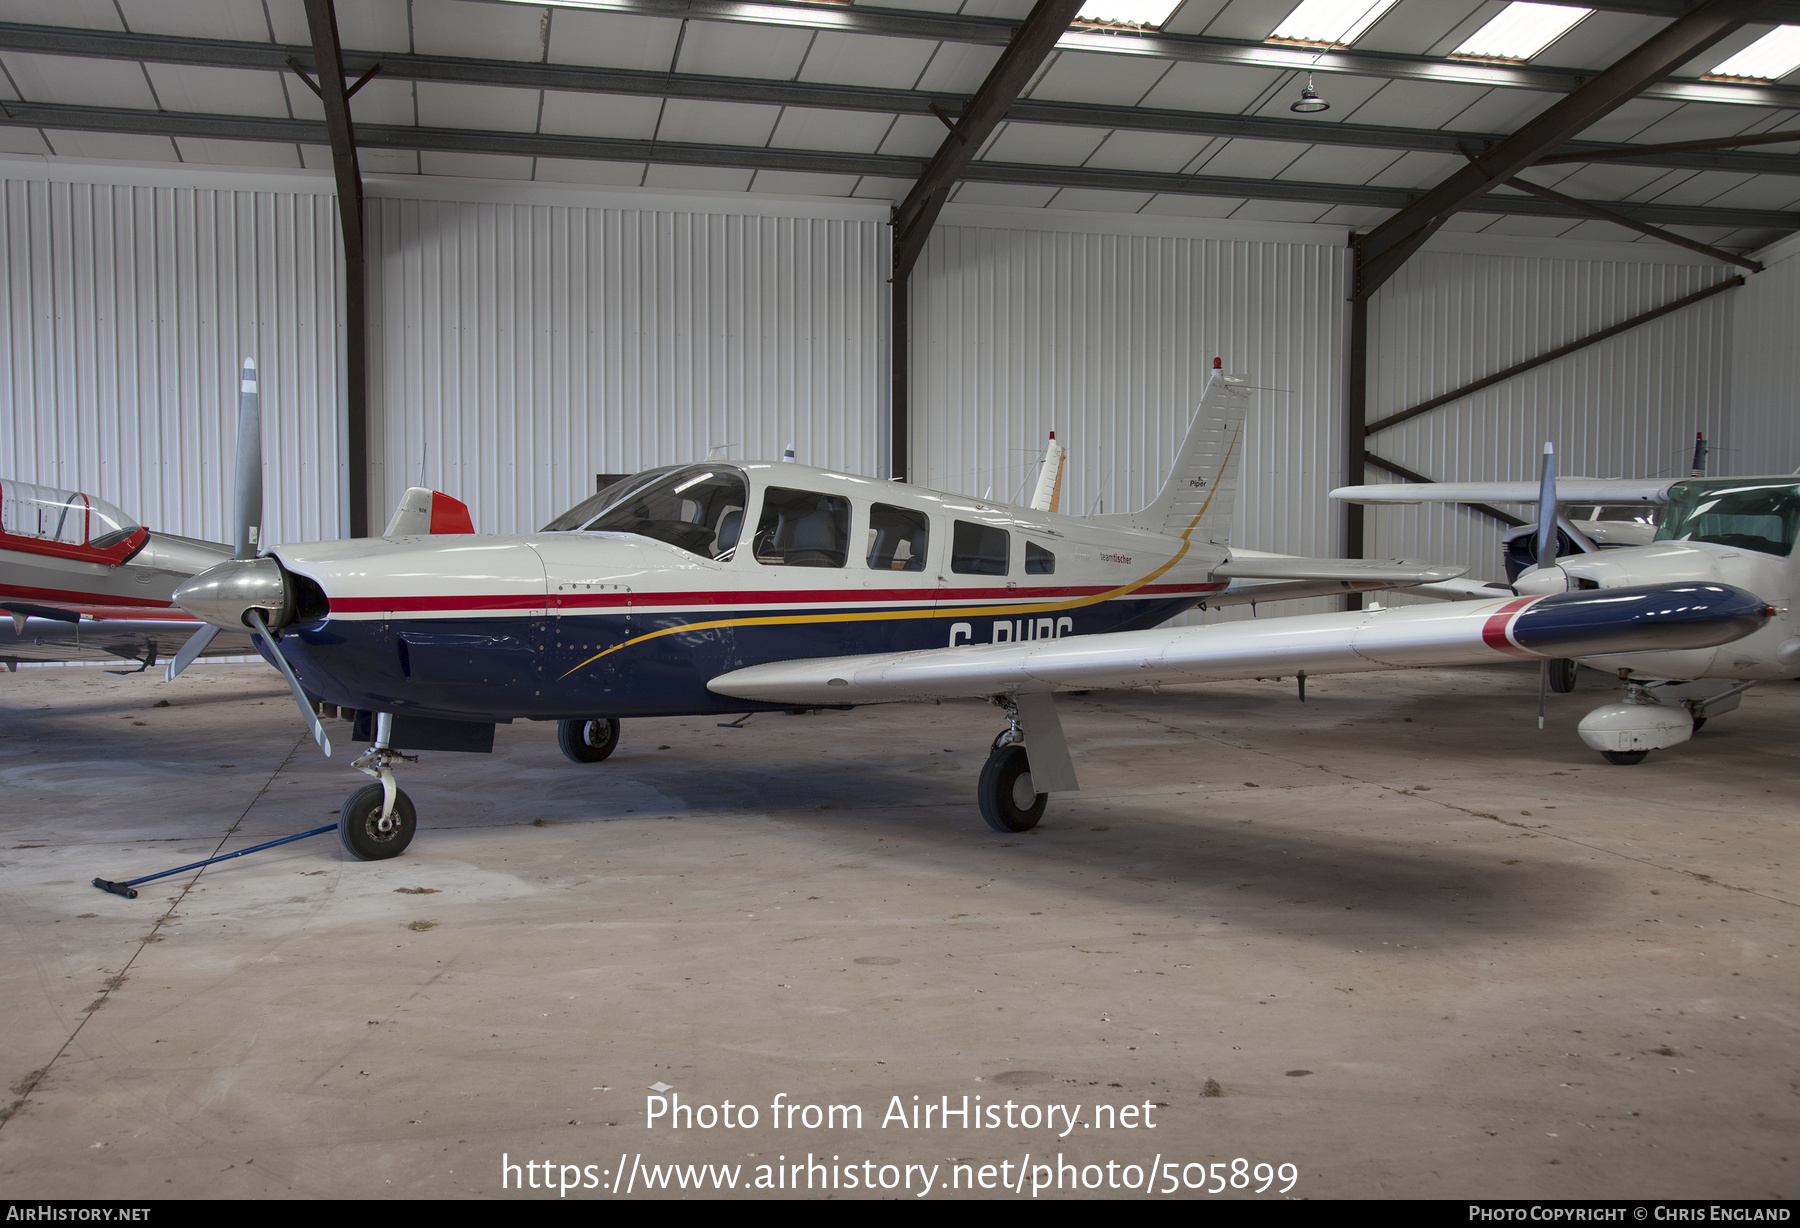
[338, 783, 417, 860]
[1690, 716, 1707, 733]
[978, 743, 1046, 833]
[558, 717, 620, 763]
[1548, 658, 1579, 694]
[1601, 749, 1649, 766]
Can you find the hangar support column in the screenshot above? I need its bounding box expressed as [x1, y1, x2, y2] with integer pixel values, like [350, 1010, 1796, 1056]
[295, 0, 377, 537]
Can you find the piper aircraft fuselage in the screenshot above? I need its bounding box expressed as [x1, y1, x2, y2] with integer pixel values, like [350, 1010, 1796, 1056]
[203, 458, 1240, 723]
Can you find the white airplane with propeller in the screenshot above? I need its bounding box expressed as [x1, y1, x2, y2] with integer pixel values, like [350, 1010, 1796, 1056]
[1335, 444, 1800, 764]
[165, 363, 1772, 860]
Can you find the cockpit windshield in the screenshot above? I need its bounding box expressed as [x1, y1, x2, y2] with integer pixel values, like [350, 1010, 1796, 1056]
[1655, 478, 1800, 558]
[0, 481, 140, 548]
[541, 467, 677, 532]
[560, 464, 748, 561]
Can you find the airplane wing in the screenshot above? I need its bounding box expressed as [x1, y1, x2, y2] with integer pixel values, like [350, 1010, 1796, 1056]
[708, 583, 1768, 707]
[1331, 479, 1672, 505]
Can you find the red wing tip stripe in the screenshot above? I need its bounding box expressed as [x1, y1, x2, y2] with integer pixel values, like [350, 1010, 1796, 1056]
[1481, 596, 1541, 658]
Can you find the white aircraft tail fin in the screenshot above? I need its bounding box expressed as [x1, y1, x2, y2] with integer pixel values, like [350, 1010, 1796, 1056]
[1029, 432, 1066, 512]
[1128, 364, 1250, 542]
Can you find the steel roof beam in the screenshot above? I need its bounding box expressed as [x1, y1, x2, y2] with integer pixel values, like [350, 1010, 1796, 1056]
[7, 101, 1794, 234]
[1536, 126, 1800, 164]
[1357, 0, 1774, 299]
[892, 0, 1086, 279]
[9, 22, 1800, 177]
[1504, 175, 1765, 267]
[6, 13, 1800, 111]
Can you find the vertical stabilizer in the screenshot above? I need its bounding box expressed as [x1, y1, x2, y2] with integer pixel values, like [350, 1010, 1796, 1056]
[1029, 432, 1066, 512]
[1128, 363, 1250, 542]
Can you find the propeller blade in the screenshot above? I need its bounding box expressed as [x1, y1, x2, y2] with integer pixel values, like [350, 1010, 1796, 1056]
[163, 623, 220, 682]
[247, 610, 331, 757]
[234, 357, 262, 561]
[1535, 442, 1558, 571]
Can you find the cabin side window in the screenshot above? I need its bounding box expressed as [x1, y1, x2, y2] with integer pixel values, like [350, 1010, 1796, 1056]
[951, 520, 1009, 576]
[867, 503, 929, 572]
[754, 487, 851, 568]
[1025, 540, 1055, 575]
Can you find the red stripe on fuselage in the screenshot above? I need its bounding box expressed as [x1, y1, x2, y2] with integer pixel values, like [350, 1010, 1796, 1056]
[327, 581, 1224, 615]
[1481, 597, 1539, 658]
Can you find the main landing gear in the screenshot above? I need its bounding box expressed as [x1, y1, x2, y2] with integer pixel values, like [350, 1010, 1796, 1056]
[339, 711, 417, 861]
[978, 705, 1048, 833]
[558, 717, 621, 764]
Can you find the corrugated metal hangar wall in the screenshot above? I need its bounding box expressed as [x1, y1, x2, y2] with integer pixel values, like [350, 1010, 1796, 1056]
[1, 158, 1783, 601]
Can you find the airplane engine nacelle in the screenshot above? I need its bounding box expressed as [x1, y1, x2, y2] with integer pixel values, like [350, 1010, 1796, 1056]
[1577, 701, 1694, 756]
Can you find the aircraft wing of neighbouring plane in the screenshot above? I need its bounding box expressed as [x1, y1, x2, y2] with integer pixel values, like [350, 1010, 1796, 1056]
[1331, 479, 1672, 506]
[707, 584, 1770, 709]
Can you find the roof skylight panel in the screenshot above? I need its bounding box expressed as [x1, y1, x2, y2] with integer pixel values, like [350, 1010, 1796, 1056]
[1450, 3, 1592, 63]
[1076, 0, 1185, 30]
[1267, 0, 1401, 48]
[1707, 26, 1800, 81]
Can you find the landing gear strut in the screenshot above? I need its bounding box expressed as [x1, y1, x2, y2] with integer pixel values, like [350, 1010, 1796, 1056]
[978, 701, 1046, 833]
[341, 711, 417, 860]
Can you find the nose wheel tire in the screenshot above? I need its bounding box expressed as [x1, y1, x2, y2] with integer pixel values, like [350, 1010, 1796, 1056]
[558, 717, 620, 763]
[978, 743, 1046, 833]
[1601, 749, 1649, 765]
[338, 783, 417, 860]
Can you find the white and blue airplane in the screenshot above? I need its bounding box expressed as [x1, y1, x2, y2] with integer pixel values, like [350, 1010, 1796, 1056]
[1335, 444, 1800, 764]
[169, 365, 1772, 860]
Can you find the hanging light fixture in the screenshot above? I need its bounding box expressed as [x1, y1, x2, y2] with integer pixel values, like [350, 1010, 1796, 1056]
[1290, 74, 1330, 113]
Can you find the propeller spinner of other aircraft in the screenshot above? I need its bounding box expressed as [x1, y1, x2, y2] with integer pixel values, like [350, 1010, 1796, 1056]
[161, 360, 1770, 861]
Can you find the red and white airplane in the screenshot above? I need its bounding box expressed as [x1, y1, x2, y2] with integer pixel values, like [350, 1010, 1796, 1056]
[169, 365, 1772, 861]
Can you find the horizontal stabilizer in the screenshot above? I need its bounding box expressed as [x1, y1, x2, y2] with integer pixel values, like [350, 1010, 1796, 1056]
[708, 583, 1768, 707]
[1332, 479, 1671, 506]
[1212, 556, 1466, 585]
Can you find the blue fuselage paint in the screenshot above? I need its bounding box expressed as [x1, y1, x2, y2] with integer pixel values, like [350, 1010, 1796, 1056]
[277, 592, 1203, 722]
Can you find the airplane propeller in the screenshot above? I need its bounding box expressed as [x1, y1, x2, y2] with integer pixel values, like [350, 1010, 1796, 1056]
[248, 607, 332, 757]
[165, 357, 262, 681]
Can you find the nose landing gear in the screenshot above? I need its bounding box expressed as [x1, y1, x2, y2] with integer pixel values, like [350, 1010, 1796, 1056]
[340, 711, 418, 860]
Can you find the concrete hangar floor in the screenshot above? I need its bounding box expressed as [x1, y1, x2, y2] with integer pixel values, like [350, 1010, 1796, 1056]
[0, 661, 1792, 1200]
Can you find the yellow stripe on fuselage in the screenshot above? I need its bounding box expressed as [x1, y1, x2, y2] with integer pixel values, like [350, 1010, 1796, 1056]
[556, 422, 1240, 680]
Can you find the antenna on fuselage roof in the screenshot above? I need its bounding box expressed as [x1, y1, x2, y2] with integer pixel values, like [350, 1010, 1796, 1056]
[782, 442, 796, 463]
[707, 442, 735, 460]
